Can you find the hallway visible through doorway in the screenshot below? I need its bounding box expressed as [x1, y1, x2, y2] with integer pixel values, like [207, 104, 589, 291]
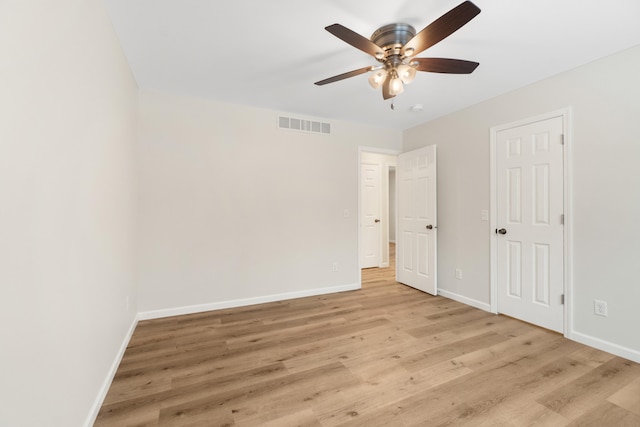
[362, 243, 396, 284]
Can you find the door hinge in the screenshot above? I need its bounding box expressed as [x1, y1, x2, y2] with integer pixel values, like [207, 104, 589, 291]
[560, 134, 565, 145]
[561, 214, 564, 225]
[561, 294, 565, 305]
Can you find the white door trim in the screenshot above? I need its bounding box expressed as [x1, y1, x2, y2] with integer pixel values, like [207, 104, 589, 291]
[489, 108, 573, 337]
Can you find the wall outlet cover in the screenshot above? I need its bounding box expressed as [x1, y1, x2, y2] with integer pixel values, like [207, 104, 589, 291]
[594, 299, 608, 317]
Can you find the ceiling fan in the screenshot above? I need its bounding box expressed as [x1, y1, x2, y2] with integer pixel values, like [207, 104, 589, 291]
[315, 1, 481, 100]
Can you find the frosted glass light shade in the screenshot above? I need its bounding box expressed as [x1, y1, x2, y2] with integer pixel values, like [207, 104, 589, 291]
[389, 77, 404, 96]
[397, 64, 416, 84]
[368, 69, 388, 89]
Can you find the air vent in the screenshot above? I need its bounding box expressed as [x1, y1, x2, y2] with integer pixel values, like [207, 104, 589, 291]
[278, 115, 331, 135]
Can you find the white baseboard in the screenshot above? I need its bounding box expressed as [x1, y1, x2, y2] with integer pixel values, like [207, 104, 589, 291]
[138, 283, 361, 321]
[568, 330, 640, 364]
[84, 314, 138, 427]
[438, 288, 492, 312]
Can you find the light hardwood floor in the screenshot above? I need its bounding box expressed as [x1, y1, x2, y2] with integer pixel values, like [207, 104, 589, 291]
[96, 245, 640, 426]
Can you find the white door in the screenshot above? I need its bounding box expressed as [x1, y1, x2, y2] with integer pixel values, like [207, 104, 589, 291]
[361, 162, 381, 268]
[496, 116, 564, 332]
[397, 145, 437, 295]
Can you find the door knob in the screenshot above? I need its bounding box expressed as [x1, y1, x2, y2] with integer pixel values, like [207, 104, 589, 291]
[374, 219, 380, 223]
[496, 228, 507, 235]
[426, 225, 433, 230]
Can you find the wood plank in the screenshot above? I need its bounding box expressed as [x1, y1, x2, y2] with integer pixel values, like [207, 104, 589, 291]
[158, 362, 359, 425]
[607, 376, 640, 416]
[566, 401, 640, 426]
[537, 357, 640, 419]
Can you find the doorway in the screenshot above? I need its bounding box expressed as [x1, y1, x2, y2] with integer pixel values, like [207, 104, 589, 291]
[490, 109, 572, 334]
[360, 162, 382, 268]
[359, 149, 398, 274]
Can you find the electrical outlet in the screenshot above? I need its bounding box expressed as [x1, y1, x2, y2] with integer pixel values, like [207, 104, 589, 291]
[594, 300, 608, 317]
[455, 268, 463, 280]
[332, 262, 338, 272]
[343, 209, 350, 218]
[480, 210, 489, 221]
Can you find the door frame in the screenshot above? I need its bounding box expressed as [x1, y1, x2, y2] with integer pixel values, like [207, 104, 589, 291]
[358, 147, 400, 283]
[489, 108, 573, 337]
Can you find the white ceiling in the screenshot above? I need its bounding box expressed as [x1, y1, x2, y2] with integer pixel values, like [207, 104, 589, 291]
[104, 0, 640, 130]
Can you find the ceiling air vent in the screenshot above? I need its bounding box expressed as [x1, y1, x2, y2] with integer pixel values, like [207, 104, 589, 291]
[278, 115, 331, 135]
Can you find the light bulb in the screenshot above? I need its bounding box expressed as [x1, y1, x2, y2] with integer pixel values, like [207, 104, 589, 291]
[389, 76, 404, 96]
[368, 69, 387, 89]
[397, 64, 416, 84]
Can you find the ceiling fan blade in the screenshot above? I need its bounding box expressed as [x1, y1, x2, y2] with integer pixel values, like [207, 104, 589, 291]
[382, 75, 394, 100]
[325, 24, 384, 58]
[414, 58, 479, 74]
[314, 66, 373, 86]
[403, 1, 481, 57]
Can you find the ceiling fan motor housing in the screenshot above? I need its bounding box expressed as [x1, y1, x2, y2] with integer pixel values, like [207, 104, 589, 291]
[371, 23, 416, 62]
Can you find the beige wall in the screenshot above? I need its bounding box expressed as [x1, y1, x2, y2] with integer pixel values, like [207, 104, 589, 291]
[136, 91, 402, 317]
[0, 1, 139, 425]
[404, 44, 640, 361]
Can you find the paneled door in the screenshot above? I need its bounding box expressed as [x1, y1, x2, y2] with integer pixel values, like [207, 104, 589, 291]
[397, 145, 437, 295]
[496, 116, 564, 332]
[360, 162, 381, 268]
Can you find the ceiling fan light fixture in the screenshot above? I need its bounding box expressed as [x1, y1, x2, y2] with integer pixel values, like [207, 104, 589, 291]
[389, 75, 404, 96]
[368, 69, 388, 89]
[403, 47, 415, 57]
[396, 64, 416, 84]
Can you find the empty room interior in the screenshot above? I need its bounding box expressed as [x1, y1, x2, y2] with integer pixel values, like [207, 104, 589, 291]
[3, 1, 640, 426]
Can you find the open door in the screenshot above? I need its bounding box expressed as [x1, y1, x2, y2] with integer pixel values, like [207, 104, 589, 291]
[397, 145, 437, 295]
